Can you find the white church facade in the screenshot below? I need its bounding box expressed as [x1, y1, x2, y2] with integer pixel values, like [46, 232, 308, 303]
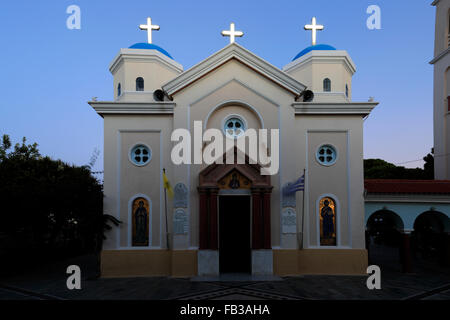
[90, 17, 378, 277]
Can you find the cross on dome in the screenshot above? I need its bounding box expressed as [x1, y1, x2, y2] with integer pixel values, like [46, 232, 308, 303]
[139, 17, 160, 44]
[304, 17, 324, 46]
[221, 22, 244, 44]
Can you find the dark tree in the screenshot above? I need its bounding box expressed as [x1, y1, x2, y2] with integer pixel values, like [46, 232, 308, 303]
[0, 134, 118, 272]
[364, 152, 434, 180]
[423, 152, 434, 180]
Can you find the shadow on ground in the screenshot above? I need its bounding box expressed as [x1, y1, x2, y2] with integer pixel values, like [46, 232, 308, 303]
[1, 247, 449, 300]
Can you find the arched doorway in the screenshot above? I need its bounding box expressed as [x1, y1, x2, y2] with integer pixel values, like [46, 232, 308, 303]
[412, 211, 450, 266]
[367, 209, 404, 246]
[198, 149, 272, 274]
[366, 210, 404, 271]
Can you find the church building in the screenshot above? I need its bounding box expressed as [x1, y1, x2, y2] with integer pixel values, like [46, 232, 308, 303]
[89, 17, 378, 277]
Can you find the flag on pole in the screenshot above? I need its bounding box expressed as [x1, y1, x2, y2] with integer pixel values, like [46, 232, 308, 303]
[163, 170, 174, 198]
[162, 168, 172, 250]
[283, 174, 305, 195]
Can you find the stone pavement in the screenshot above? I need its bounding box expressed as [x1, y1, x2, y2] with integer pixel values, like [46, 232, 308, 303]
[0, 251, 449, 300]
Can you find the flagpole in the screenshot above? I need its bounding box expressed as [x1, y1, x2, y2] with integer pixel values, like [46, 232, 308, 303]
[300, 168, 306, 250]
[163, 168, 169, 250]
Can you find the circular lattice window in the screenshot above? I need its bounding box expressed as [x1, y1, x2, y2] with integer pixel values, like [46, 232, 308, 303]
[223, 115, 246, 138]
[316, 144, 337, 166]
[130, 144, 152, 166]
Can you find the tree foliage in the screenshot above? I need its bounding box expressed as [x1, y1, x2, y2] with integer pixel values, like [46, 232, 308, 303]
[0, 134, 115, 269]
[364, 153, 434, 180]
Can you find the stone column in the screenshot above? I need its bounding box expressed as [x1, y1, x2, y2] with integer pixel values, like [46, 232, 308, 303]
[400, 231, 413, 273]
[262, 189, 271, 249]
[209, 188, 219, 250]
[445, 233, 450, 266]
[198, 187, 219, 276]
[198, 188, 209, 250]
[252, 188, 262, 249]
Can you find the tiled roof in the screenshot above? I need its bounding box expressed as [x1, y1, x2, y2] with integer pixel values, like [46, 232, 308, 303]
[364, 179, 450, 194]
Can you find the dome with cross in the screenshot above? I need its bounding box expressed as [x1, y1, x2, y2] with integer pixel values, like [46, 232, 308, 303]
[129, 17, 174, 59]
[292, 17, 336, 61]
[292, 44, 336, 61]
[128, 43, 173, 59]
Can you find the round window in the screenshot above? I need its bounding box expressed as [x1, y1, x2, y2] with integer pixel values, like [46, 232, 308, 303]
[316, 144, 337, 166]
[223, 116, 246, 138]
[130, 144, 151, 166]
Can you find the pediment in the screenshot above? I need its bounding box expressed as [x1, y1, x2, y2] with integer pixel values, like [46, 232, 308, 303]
[162, 43, 306, 99]
[198, 148, 271, 189]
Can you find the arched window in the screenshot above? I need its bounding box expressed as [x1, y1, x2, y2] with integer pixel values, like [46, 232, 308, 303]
[345, 84, 349, 98]
[117, 83, 121, 97]
[136, 77, 144, 91]
[132, 197, 150, 246]
[323, 78, 331, 92]
[319, 197, 337, 246]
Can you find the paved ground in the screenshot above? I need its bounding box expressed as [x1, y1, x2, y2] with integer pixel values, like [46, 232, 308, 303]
[0, 245, 449, 300]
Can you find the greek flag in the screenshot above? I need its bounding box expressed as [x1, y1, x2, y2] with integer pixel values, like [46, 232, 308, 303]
[283, 174, 305, 195]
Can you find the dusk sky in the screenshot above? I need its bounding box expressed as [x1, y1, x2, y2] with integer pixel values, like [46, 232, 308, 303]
[0, 0, 435, 174]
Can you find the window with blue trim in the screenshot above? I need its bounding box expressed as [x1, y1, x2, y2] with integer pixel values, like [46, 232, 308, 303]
[224, 116, 246, 138]
[130, 144, 151, 166]
[316, 144, 337, 166]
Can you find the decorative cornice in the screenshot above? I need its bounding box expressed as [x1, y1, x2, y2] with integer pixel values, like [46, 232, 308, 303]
[365, 194, 450, 204]
[88, 101, 175, 117]
[429, 47, 450, 64]
[109, 48, 184, 75]
[283, 50, 357, 75]
[431, 0, 440, 6]
[292, 102, 378, 115]
[161, 43, 307, 98]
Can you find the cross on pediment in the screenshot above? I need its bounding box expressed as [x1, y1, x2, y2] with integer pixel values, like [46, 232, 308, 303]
[221, 22, 244, 44]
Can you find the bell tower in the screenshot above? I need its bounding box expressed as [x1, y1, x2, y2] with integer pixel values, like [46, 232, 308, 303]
[109, 16, 183, 103]
[282, 17, 356, 103]
[431, 0, 450, 180]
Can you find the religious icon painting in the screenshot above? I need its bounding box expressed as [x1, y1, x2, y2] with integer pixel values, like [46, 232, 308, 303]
[218, 170, 251, 190]
[132, 197, 150, 246]
[319, 197, 337, 246]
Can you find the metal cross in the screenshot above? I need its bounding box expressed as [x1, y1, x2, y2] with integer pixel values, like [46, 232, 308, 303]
[304, 17, 324, 46]
[221, 22, 244, 44]
[139, 17, 160, 44]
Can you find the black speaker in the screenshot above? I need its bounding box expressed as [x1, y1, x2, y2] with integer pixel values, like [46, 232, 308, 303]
[153, 89, 165, 101]
[303, 90, 314, 102]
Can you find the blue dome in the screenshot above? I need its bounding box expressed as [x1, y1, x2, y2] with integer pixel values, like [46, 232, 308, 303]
[128, 43, 173, 59]
[292, 44, 336, 61]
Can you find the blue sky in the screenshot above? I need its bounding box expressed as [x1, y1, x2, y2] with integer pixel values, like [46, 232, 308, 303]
[0, 0, 436, 173]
